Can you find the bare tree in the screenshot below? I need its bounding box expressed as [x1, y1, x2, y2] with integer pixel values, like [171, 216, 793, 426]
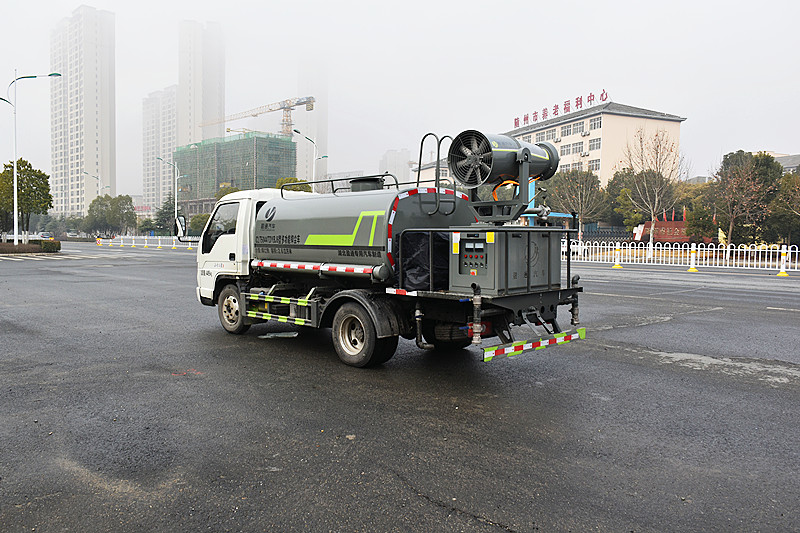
[620, 128, 683, 250]
[544, 170, 605, 239]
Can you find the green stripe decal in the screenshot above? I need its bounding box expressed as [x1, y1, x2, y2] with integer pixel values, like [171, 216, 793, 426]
[304, 210, 384, 246]
[492, 148, 549, 160]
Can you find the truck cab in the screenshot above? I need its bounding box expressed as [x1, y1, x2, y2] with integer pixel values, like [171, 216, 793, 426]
[196, 189, 287, 306]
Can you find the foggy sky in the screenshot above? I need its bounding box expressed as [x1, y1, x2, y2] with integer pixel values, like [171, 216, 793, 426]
[1, 0, 799, 197]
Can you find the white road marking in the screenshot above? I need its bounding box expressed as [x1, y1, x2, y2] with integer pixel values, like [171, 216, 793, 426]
[598, 341, 800, 386]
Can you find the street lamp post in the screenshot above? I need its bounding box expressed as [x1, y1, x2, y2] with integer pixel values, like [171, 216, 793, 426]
[83, 171, 103, 197]
[3, 70, 61, 245]
[156, 156, 181, 226]
[293, 128, 319, 185]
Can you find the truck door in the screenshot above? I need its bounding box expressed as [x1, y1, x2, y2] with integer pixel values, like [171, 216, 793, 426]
[198, 201, 242, 302]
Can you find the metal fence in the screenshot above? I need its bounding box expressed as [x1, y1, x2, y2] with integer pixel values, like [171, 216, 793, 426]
[95, 236, 798, 273]
[96, 236, 197, 250]
[563, 240, 799, 272]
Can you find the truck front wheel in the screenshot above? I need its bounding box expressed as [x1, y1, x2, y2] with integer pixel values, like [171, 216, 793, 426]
[332, 302, 398, 367]
[218, 284, 250, 334]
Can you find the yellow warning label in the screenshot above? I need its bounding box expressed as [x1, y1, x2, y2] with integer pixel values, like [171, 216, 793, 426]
[452, 232, 461, 254]
[486, 232, 495, 243]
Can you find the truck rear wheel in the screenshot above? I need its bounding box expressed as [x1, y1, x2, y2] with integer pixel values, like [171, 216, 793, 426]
[332, 302, 398, 367]
[218, 284, 250, 334]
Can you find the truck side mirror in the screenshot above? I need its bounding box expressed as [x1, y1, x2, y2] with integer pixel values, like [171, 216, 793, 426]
[175, 215, 187, 237]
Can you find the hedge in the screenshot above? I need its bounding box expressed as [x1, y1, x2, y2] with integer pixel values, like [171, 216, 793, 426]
[39, 240, 61, 252]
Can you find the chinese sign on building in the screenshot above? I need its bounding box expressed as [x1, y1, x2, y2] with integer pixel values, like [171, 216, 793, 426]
[514, 90, 609, 129]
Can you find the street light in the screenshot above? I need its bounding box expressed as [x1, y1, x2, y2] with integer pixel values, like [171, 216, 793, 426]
[3, 70, 61, 245]
[83, 171, 104, 197]
[156, 156, 181, 227]
[293, 128, 319, 184]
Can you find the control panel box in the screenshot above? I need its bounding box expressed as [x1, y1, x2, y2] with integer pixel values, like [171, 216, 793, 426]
[448, 227, 562, 297]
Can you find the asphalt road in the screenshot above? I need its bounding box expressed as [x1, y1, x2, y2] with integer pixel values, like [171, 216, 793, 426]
[1, 243, 798, 532]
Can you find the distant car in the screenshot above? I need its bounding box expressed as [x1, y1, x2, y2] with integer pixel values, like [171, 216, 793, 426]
[66, 231, 79, 238]
[36, 232, 54, 240]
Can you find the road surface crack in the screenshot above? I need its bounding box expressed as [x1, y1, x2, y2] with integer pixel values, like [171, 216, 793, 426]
[389, 468, 523, 532]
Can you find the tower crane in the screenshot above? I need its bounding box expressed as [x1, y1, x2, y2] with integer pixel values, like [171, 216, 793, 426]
[199, 96, 315, 136]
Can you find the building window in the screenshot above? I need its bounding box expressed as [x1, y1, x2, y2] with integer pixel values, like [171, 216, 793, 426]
[522, 135, 531, 143]
[571, 142, 583, 153]
[560, 144, 571, 156]
[573, 162, 583, 171]
[535, 131, 545, 143]
[573, 121, 585, 134]
[589, 138, 601, 151]
[545, 129, 556, 141]
[588, 159, 600, 172]
[589, 116, 602, 130]
[560, 124, 572, 137]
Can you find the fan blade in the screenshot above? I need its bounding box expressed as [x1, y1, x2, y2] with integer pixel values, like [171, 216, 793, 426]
[465, 166, 476, 184]
[480, 162, 491, 175]
[471, 136, 479, 152]
[460, 145, 473, 157]
[456, 159, 471, 169]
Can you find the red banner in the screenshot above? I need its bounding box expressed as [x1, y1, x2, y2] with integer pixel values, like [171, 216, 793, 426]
[637, 221, 688, 242]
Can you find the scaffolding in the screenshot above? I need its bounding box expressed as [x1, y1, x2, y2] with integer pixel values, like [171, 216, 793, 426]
[174, 132, 297, 216]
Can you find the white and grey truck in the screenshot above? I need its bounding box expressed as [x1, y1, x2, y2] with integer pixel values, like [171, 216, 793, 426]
[180, 130, 584, 367]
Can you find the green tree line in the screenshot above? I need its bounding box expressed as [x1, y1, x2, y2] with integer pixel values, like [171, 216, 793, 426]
[543, 150, 800, 245]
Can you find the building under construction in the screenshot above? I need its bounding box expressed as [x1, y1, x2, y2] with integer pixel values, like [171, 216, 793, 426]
[174, 132, 296, 216]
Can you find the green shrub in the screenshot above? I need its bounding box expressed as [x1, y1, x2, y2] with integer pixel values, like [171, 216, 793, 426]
[39, 240, 61, 253]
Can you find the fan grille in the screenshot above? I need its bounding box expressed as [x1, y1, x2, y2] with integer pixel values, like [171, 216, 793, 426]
[448, 131, 493, 188]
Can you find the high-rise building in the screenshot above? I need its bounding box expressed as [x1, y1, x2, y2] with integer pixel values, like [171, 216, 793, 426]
[50, 5, 116, 217]
[379, 149, 411, 183]
[295, 62, 328, 190]
[143, 21, 225, 217]
[177, 21, 225, 145]
[142, 86, 177, 217]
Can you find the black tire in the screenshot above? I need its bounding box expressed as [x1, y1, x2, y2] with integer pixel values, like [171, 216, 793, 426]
[422, 320, 472, 351]
[332, 302, 397, 367]
[218, 284, 250, 334]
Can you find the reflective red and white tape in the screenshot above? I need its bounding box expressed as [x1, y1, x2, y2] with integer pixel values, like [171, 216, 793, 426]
[483, 328, 586, 362]
[385, 288, 418, 296]
[251, 260, 373, 274]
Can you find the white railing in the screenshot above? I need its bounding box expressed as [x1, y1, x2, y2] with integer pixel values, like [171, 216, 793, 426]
[562, 240, 799, 272]
[96, 236, 198, 250]
[94, 236, 799, 273]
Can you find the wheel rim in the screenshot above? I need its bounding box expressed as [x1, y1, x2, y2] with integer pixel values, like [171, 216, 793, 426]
[222, 294, 240, 325]
[338, 315, 365, 357]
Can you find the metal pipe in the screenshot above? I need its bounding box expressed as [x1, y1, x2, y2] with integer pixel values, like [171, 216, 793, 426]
[415, 304, 434, 349]
[471, 284, 482, 345]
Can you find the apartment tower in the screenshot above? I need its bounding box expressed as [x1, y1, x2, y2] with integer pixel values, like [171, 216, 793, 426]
[143, 21, 225, 215]
[142, 86, 177, 215]
[50, 5, 116, 217]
